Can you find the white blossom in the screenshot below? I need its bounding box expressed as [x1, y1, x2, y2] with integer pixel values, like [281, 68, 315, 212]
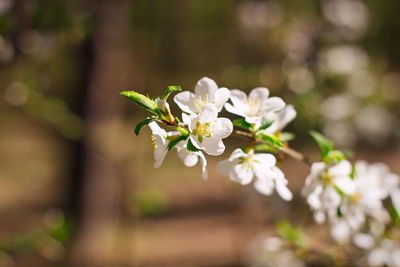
[148, 122, 172, 168]
[174, 77, 230, 114]
[259, 105, 297, 134]
[175, 140, 208, 180]
[183, 104, 233, 156]
[367, 239, 400, 267]
[302, 160, 356, 224]
[217, 149, 292, 200]
[224, 87, 285, 129]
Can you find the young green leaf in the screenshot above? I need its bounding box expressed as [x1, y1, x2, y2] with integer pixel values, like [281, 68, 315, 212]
[134, 118, 155, 135]
[120, 91, 159, 114]
[259, 118, 273, 130]
[162, 85, 182, 100]
[281, 132, 295, 142]
[232, 118, 252, 130]
[187, 138, 200, 152]
[167, 135, 188, 151]
[276, 220, 306, 248]
[257, 133, 284, 149]
[310, 130, 334, 157]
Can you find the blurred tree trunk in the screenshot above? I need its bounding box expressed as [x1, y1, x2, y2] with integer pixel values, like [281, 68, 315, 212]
[70, 0, 135, 265]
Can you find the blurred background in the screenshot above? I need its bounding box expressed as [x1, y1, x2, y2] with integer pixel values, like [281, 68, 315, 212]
[0, 0, 399, 266]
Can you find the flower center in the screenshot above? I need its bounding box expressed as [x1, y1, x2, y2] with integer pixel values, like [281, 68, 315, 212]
[194, 94, 210, 109]
[247, 99, 261, 116]
[239, 152, 255, 170]
[150, 135, 158, 150]
[321, 172, 333, 185]
[350, 192, 361, 204]
[193, 121, 214, 142]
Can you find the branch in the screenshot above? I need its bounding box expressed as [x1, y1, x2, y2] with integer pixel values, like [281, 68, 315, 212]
[233, 130, 312, 166]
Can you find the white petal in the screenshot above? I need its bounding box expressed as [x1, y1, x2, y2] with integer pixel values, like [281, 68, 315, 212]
[275, 178, 293, 201]
[214, 88, 230, 112]
[307, 185, 323, 209]
[368, 248, 387, 266]
[334, 176, 356, 195]
[216, 159, 235, 176]
[331, 220, 351, 244]
[254, 177, 274, 196]
[329, 160, 352, 177]
[249, 87, 270, 102]
[214, 118, 233, 139]
[174, 91, 197, 114]
[229, 148, 247, 160]
[177, 148, 198, 167]
[201, 137, 225, 156]
[194, 77, 218, 99]
[199, 104, 218, 122]
[224, 103, 245, 117]
[275, 105, 297, 131]
[262, 97, 285, 114]
[229, 89, 248, 113]
[182, 113, 195, 125]
[313, 211, 326, 224]
[148, 121, 166, 136]
[253, 153, 276, 168]
[353, 233, 375, 249]
[232, 163, 254, 185]
[152, 135, 168, 168]
[196, 152, 208, 180]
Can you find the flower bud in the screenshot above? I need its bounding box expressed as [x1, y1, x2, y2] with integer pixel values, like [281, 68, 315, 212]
[120, 91, 159, 114]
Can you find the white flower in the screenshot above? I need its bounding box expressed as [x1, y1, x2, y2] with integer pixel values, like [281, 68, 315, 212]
[174, 77, 230, 114]
[260, 105, 297, 134]
[148, 122, 169, 168]
[148, 122, 181, 168]
[225, 87, 285, 128]
[175, 140, 208, 180]
[302, 160, 356, 224]
[183, 104, 233, 156]
[217, 149, 292, 200]
[367, 239, 400, 267]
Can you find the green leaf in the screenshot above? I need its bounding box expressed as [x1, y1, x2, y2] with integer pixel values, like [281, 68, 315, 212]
[259, 118, 273, 130]
[337, 207, 343, 218]
[187, 138, 200, 152]
[252, 143, 277, 153]
[232, 118, 252, 130]
[120, 91, 159, 114]
[276, 220, 306, 248]
[162, 85, 182, 100]
[257, 132, 284, 149]
[326, 150, 346, 163]
[310, 130, 334, 157]
[134, 118, 154, 135]
[167, 135, 188, 151]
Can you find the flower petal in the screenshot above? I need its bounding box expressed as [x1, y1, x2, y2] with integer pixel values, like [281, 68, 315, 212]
[196, 151, 208, 180]
[229, 89, 248, 113]
[177, 148, 198, 167]
[216, 159, 236, 176]
[174, 91, 197, 114]
[224, 103, 245, 117]
[214, 88, 230, 112]
[232, 163, 254, 185]
[262, 97, 285, 114]
[329, 160, 352, 177]
[249, 87, 270, 102]
[214, 118, 233, 139]
[334, 176, 356, 195]
[254, 177, 274, 196]
[194, 77, 218, 99]
[275, 177, 293, 201]
[201, 137, 225, 156]
[199, 104, 218, 122]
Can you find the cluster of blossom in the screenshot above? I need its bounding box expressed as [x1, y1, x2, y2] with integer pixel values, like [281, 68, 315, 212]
[146, 77, 295, 200]
[121, 77, 400, 266]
